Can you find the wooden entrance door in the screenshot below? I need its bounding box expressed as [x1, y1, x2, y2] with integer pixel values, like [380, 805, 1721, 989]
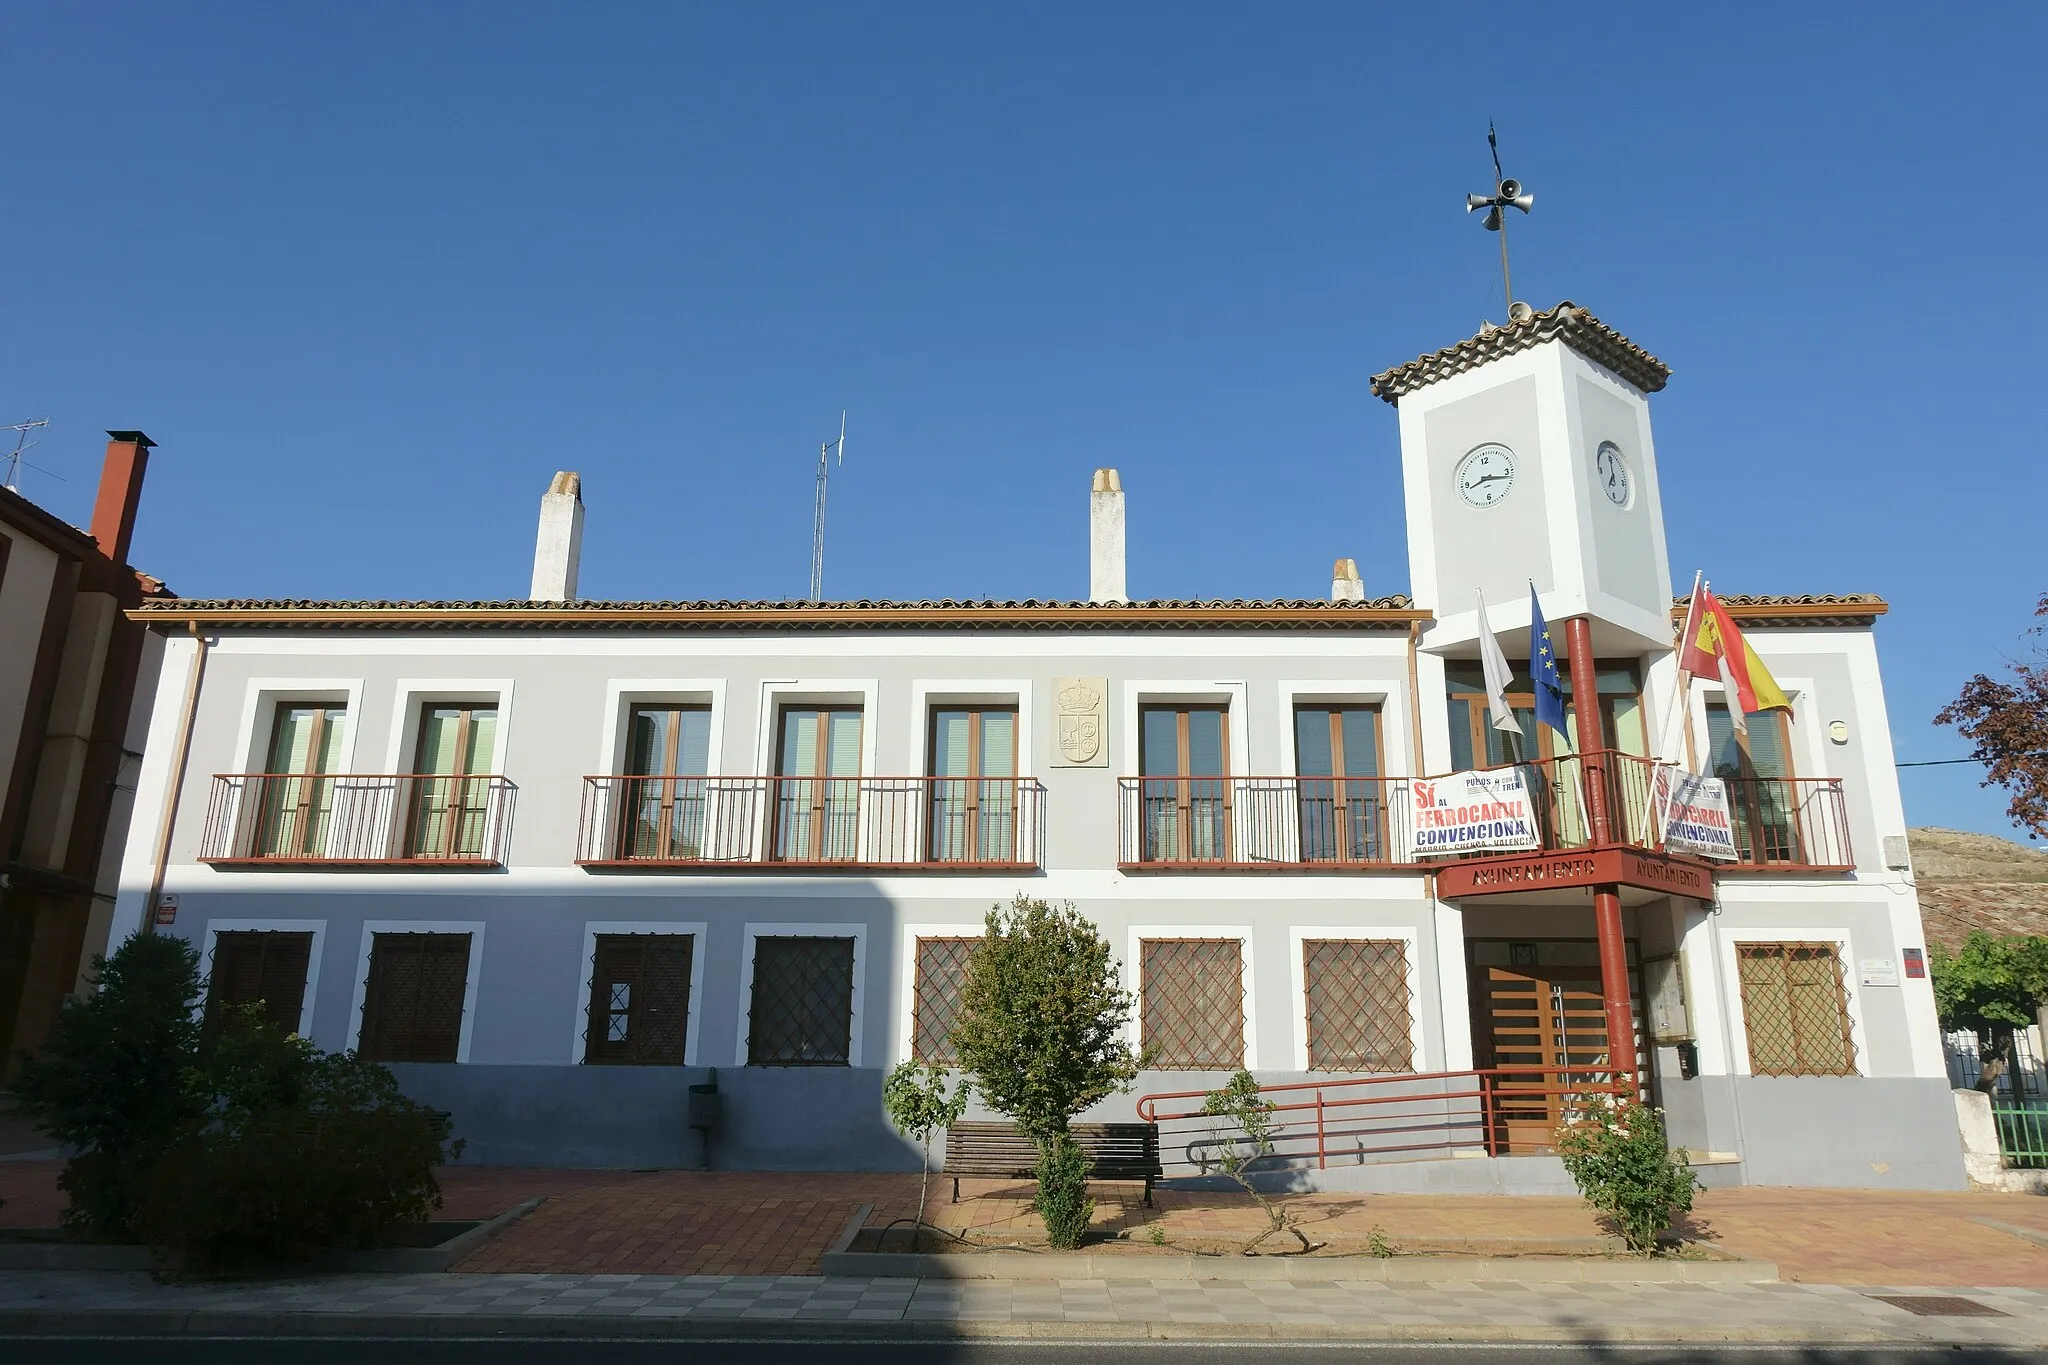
[1469, 939, 1645, 1152]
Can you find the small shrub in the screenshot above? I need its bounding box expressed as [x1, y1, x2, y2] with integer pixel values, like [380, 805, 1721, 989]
[12, 933, 207, 1236]
[1147, 1223, 1166, 1246]
[1034, 1133, 1094, 1249]
[1201, 1069, 1311, 1254]
[1553, 1095, 1701, 1256]
[881, 1060, 970, 1247]
[1367, 1224, 1394, 1259]
[136, 1010, 461, 1272]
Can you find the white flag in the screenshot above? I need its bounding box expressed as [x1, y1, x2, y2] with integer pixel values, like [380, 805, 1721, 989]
[1475, 588, 1520, 734]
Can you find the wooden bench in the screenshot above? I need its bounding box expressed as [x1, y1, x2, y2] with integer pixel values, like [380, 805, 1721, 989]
[941, 1120, 1162, 1206]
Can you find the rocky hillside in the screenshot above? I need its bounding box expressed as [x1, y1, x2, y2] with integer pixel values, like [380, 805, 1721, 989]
[1910, 827, 2048, 949]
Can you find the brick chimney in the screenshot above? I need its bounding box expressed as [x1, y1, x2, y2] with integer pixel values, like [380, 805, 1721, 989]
[89, 431, 155, 565]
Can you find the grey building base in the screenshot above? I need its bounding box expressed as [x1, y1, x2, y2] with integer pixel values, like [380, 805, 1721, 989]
[390, 1063, 923, 1171]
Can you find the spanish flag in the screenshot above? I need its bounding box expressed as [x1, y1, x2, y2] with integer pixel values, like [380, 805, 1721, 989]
[1676, 582, 1791, 734]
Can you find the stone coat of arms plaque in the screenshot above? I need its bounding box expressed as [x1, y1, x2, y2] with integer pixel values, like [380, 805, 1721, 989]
[1050, 676, 1108, 767]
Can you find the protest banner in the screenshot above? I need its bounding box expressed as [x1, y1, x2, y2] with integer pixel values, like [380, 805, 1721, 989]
[1405, 767, 1541, 859]
[1654, 766, 1739, 861]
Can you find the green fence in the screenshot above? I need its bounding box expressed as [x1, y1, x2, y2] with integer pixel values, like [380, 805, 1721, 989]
[1992, 1102, 2048, 1169]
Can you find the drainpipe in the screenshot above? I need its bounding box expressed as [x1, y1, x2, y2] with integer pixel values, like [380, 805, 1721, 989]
[141, 621, 210, 934]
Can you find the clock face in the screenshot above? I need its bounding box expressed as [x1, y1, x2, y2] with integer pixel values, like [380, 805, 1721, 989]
[1454, 444, 1516, 508]
[1595, 441, 1632, 508]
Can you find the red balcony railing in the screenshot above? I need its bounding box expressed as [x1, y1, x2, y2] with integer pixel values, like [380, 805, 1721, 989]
[200, 773, 516, 867]
[576, 775, 1045, 870]
[1115, 776, 1408, 869]
[1116, 751, 1853, 872]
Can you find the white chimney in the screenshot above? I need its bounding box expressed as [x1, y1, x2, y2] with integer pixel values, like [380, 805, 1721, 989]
[1331, 557, 1364, 602]
[1089, 468, 1127, 604]
[530, 471, 584, 602]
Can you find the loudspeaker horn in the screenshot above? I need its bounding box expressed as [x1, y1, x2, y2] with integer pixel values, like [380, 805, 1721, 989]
[1497, 178, 1522, 200]
[1481, 206, 1503, 231]
[1466, 193, 1492, 213]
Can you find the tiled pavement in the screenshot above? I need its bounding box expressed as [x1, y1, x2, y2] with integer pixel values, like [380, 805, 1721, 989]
[4, 1269, 2048, 1344]
[15, 1160, 2048, 1287]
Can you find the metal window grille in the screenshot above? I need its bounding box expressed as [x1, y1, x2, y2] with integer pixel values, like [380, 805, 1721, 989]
[358, 933, 471, 1063]
[1735, 941, 1857, 1077]
[204, 930, 313, 1035]
[1141, 938, 1244, 1070]
[584, 934, 694, 1065]
[1302, 939, 1413, 1072]
[911, 937, 978, 1065]
[748, 936, 855, 1066]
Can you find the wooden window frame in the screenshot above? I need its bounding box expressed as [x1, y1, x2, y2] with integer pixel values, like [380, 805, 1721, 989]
[1292, 703, 1388, 864]
[255, 701, 346, 858]
[925, 705, 1019, 865]
[619, 703, 713, 861]
[583, 932, 696, 1066]
[356, 931, 473, 1064]
[203, 929, 315, 1037]
[771, 705, 865, 864]
[1138, 704, 1232, 863]
[406, 701, 498, 860]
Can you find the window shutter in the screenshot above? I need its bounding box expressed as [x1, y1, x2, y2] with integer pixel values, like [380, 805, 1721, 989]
[205, 931, 313, 1035]
[747, 936, 855, 1066]
[360, 933, 471, 1063]
[1303, 938, 1412, 1072]
[1140, 938, 1244, 1069]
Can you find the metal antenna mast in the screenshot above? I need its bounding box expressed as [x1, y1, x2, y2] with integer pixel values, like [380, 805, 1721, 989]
[1, 418, 53, 493]
[1466, 122, 1535, 316]
[808, 410, 846, 603]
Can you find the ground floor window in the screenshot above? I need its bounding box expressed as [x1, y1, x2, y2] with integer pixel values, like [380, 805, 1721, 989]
[1140, 937, 1244, 1070]
[205, 930, 313, 1035]
[585, 934, 694, 1065]
[748, 935, 855, 1066]
[1735, 941, 1857, 1076]
[910, 936, 977, 1065]
[1302, 938, 1412, 1072]
[358, 932, 472, 1063]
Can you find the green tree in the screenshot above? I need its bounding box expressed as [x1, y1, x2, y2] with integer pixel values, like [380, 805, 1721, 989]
[950, 895, 1142, 1248]
[880, 1059, 970, 1249]
[12, 933, 207, 1236]
[1202, 1069, 1312, 1255]
[1930, 930, 2048, 1092]
[1937, 592, 2048, 838]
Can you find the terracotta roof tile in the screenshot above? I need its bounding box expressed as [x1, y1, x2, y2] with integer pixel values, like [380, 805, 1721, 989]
[1369, 301, 1671, 403]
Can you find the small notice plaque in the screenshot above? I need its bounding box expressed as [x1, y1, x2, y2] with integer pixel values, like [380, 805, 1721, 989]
[153, 894, 179, 926]
[1903, 947, 1926, 979]
[1859, 957, 1899, 988]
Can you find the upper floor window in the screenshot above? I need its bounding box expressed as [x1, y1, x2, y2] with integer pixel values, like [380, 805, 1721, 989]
[929, 706, 1017, 863]
[1707, 704, 1802, 863]
[255, 703, 347, 857]
[1139, 705, 1229, 862]
[1294, 704, 1385, 863]
[621, 705, 712, 860]
[408, 703, 498, 860]
[1444, 662, 1644, 770]
[774, 706, 862, 862]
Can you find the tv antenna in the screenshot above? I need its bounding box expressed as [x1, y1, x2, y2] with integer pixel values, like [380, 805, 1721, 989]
[1466, 122, 1535, 317]
[808, 410, 846, 603]
[1, 418, 54, 493]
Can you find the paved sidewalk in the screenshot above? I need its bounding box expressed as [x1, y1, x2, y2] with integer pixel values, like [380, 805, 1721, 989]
[2, 1269, 2047, 1345]
[15, 1160, 2048, 1286]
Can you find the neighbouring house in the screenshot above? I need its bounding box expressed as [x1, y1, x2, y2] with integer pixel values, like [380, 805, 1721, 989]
[107, 305, 1961, 1189]
[0, 432, 168, 1073]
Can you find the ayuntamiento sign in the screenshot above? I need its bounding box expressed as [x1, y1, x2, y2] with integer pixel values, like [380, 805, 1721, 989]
[1405, 768, 1541, 860]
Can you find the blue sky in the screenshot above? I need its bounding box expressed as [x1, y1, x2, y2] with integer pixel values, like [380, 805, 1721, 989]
[3, 3, 2041, 838]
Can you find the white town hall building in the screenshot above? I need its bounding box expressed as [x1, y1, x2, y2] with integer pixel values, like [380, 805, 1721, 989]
[106, 302, 1963, 1190]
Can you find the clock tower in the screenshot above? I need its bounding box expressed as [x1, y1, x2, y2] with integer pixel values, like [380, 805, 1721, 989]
[1371, 302, 1676, 654]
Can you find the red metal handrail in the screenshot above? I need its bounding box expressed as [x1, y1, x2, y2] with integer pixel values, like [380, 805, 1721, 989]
[1137, 1065, 1634, 1166]
[575, 774, 1046, 869]
[200, 772, 516, 866]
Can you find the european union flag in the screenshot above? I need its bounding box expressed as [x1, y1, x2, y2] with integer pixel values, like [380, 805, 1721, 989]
[1529, 586, 1569, 741]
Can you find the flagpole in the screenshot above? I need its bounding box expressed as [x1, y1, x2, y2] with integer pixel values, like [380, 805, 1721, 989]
[1664, 570, 1703, 771]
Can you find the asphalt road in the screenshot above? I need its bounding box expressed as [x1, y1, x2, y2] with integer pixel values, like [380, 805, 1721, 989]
[2, 1343, 2043, 1365]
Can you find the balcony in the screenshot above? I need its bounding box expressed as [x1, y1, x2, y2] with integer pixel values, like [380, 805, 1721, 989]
[576, 775, 1046, 871]
[200, 774, 516, 868]
[1116, 751, 1854, 873]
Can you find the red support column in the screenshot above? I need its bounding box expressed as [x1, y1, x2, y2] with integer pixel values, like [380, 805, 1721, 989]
[1566, 615, 1637, 1090]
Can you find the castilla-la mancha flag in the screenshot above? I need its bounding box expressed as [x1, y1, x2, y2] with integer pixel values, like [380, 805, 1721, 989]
[1676, 583, 1791, 734]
